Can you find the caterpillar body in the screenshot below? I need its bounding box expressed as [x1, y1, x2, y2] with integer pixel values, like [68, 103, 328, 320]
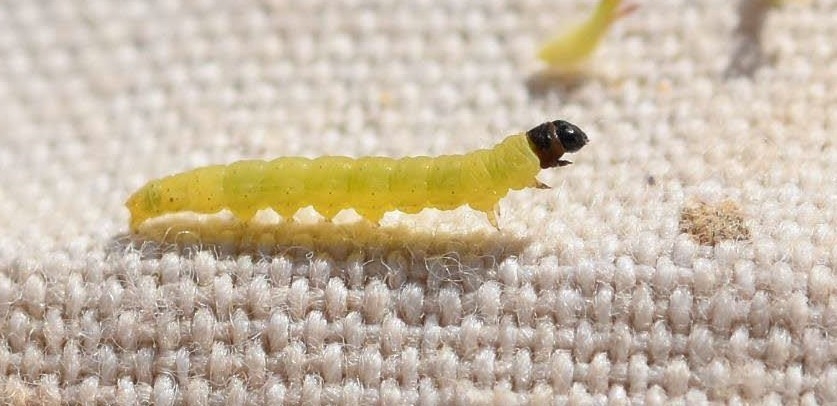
[538, 0, 637, 69]
[126, 120, 588, 231]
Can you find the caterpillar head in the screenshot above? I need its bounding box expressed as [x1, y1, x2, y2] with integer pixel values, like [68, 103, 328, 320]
[526, 120, 589, 169]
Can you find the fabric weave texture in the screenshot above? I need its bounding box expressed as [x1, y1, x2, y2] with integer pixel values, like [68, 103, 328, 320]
[0, 0, 835, 404]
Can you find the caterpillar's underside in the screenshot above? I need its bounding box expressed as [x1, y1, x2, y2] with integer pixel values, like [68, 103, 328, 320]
[126, 120, 588, 231]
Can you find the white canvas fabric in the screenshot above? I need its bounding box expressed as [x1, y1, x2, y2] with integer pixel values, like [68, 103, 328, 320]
[0, 0, 835, 403]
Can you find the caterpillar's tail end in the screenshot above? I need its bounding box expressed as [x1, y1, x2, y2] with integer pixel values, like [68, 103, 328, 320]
[614, 2, 640, 22]
[125, 195, 153, 235]
[128, 219, 141, 234]
[526, 120, 589, 169]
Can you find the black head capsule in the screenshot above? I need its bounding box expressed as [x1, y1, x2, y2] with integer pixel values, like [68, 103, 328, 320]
[526, 120, 589, 169]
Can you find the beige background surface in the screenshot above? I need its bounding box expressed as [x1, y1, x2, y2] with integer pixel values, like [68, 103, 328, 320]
[1, 0, 835, 404]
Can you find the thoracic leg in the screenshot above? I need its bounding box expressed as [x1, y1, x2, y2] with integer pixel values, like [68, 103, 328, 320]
[491, 203, 502, 229]
[486, 210, 499, 228]
[470, 202, 501, 229]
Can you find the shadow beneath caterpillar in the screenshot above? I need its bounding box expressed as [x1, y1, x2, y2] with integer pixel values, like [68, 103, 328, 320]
[525, 69, 588, 98]
[724, 0, 779, 78]
[106, 216, 530, 264]
[105, 218, 531, 294]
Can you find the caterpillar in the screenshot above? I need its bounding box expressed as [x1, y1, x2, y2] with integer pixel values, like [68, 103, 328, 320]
[537, 0, 637, 69]
[126, 120, 588, 232]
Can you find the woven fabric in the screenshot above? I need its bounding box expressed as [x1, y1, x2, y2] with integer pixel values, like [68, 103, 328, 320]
[1, 0, 835, 404]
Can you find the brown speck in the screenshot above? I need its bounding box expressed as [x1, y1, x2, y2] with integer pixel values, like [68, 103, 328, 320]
[679, 200, 751, 245]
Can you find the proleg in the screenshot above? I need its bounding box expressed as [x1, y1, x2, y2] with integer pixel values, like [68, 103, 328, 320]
[537, 0, 638, 70]
[126, 120, 589, 231]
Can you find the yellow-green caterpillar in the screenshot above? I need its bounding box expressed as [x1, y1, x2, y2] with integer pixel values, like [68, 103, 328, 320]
[126, 120, 588, 231]
[538, 0, 637, 70]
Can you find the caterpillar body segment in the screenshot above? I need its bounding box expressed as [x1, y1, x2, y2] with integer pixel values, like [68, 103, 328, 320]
[537, 0, 638, 69]
[126, 120, 588, 231]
